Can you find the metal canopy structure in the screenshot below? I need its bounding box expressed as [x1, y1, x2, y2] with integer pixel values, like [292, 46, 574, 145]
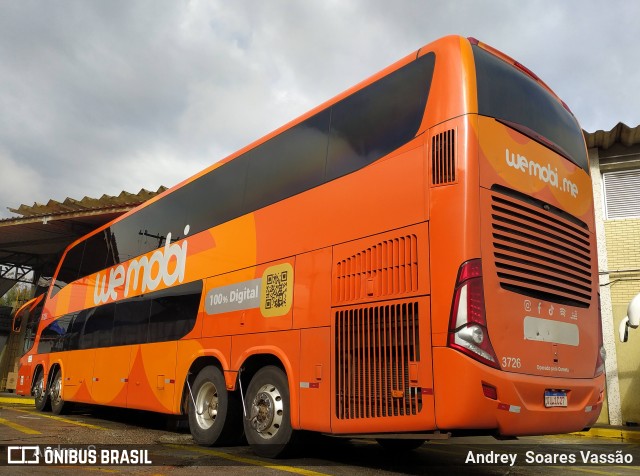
[0, 187, 166, 298]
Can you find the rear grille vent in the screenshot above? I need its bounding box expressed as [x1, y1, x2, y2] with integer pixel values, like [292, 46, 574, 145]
[335, 235, 418, 303]
[336, 301, 421, 419]
[431, 129, 456, 185]
[491, 191, 593, 307]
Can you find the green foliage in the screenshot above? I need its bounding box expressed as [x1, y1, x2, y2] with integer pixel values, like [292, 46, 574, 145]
[0, 284, 34, 310]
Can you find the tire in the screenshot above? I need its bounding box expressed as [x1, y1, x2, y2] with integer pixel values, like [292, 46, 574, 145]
[243, 366, 298, 458]
[188, 366, 244, 446]
[376, 438, 425, 452]
[33, 369, 51, 412]
[50, 369, 70, 415]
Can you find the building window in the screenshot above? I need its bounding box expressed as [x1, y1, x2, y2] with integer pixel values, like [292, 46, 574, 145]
[603, 169, 640, 219]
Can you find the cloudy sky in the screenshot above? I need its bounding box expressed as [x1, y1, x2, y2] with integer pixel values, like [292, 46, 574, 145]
[1, 0, 638, 218]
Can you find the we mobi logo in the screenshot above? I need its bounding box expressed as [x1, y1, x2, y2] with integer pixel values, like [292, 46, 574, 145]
[93, 225, 190, 305]
[505, 148, 579, 198]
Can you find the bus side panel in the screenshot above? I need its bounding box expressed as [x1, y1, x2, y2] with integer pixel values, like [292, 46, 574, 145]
[330, 224, 430, 307]
[175, 337, 233, 413]
[127, 342, 178, 413]
[92, 346, 131, 407]
[230, 330, 301, 429]
[62, 349, 95, 403]
[201, 258, 295, 337]
[299, 327, 332, 432]
[292, 248, 332, 329]
[17, 354, 49, 397]
[16, 357, 34, 396]
[428, 115, 481, 346]
[331, 296, 434, 434]
[295, 247, 333, 431]
[253, 141, 427, 265]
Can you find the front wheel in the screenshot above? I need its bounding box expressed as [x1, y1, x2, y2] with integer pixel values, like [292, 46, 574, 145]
[243, 366, 298, 458]
[33, 370, 50, 412]
[188, 366, 243, 446]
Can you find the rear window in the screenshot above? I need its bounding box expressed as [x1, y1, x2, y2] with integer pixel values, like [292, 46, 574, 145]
[473, 45, 588, 172]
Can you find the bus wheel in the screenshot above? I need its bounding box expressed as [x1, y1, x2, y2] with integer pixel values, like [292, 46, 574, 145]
[50, 370, 70, 415]
[243, 366, 297, 458]
[33, 370, 51, 412]
[188, 366, 243, 446]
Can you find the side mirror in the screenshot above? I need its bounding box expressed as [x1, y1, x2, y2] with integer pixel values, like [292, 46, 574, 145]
[619, 293, 640, 343]
[619, 316, 630, 343]
[629, 293, 640, 328]
[11, 305, 27, 333]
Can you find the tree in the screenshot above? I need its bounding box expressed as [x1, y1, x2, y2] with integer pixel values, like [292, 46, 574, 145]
[0, 284, 34, 310]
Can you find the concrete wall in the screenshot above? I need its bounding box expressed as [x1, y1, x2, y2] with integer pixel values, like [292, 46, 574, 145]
[605, 218, 640, 424]
[591, 137, 640, 426]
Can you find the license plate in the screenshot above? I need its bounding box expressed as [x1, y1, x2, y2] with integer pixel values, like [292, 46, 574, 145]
[544, 390, 567, 408]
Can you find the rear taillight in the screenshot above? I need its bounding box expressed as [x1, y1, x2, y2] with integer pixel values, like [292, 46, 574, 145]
[595, 294, 606, 376]
[448, 259, 500, 369]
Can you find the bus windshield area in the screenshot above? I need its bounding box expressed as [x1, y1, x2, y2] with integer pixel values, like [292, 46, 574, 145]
[472, 45, 588, 172]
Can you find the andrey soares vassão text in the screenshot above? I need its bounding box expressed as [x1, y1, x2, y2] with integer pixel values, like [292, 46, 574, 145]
[465, 449, 635, 466]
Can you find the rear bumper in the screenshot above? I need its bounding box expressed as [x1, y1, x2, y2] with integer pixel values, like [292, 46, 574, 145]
[433, 347, 605, 435]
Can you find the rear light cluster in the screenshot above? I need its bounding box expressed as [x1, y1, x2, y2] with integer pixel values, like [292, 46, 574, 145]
[448, 259, 500, 369]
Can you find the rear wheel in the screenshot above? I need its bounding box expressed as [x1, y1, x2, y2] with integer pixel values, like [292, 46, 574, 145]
[50, 370, 70, 415]
[33, 369, 50, 412]
[188, 366, 244, 446]
[243, 366, 298, 458]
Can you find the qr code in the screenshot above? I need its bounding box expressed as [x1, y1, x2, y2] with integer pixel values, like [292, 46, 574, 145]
[265, 270, 288, 310]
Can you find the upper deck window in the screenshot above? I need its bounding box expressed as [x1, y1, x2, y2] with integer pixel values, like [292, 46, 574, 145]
[473, 45, 588, 172]
[49, 52, 436, 298]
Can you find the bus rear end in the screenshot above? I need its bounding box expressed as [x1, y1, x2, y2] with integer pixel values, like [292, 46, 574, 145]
[433, 38, 605, 436]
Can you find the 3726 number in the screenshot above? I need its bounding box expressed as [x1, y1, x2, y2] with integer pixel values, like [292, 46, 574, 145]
[501, 356, 522, 368]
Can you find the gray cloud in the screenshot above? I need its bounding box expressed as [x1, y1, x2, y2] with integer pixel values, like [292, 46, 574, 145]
[1, 0, 638, 217]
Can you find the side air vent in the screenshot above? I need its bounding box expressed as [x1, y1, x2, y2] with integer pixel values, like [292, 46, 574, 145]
[335, 235, 418, 303]
[336, 301, 421, 419]
[431, 129, 456, 185]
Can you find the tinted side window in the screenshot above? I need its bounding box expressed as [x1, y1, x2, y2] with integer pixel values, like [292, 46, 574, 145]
[149, 281, 202, 342]
[64, 311, 87, 351]
[112, 298, 151, 346]
[50, 243, 85, 298]
[37, 322, 59, 354]
[64, 311, 89, 350]
[37, 315, 73, 354]
[243, 111, 330, 211]
[22, 300, 44, 356]
[51, 314, 74, 352]
[110, 157, 249, 263]
[51, 53, 435, 296]
[473, 46, 588, 172]
[326, 53, 435, 180]
[50, 231, 113, 299]
[79, 232, 112, 279]
[81, 304, 115, 349]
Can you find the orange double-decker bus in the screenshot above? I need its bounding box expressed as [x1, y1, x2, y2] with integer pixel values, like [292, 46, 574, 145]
[16, 35, 604, 457]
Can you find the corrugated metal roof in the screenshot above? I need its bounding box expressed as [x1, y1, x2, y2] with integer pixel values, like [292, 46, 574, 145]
[4, 186, 167, 221]
[584, 122, 640, 150]
[0, 187, 167, 297]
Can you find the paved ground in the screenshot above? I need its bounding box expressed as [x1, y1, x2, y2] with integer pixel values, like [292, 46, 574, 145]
[1, 392, 639, 475]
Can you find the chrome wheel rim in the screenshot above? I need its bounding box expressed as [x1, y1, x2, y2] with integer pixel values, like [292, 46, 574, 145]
[50, 375, 62, 406]
[249, 384, 283, 440]
[195, 381, 219, 430]
[34, 376, 44, 403]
